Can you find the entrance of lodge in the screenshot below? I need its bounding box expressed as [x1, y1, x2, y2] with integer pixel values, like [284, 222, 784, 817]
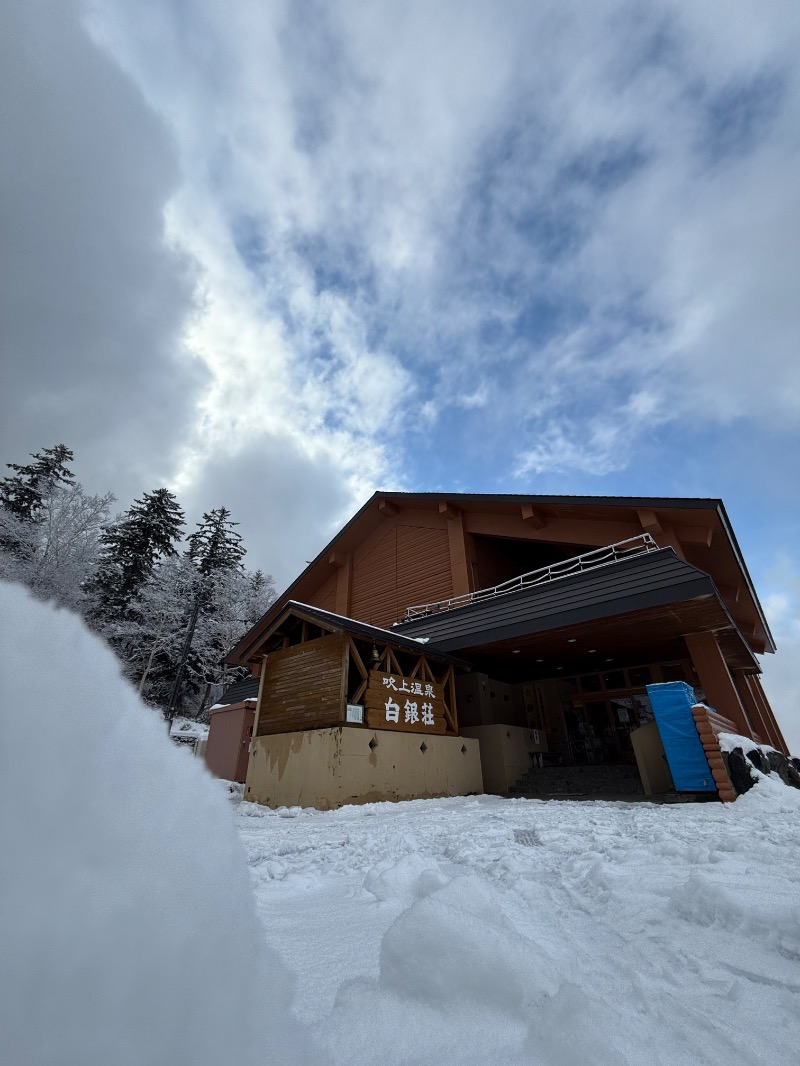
[456, 655, 700, 798]
[551, 660, 695, 769]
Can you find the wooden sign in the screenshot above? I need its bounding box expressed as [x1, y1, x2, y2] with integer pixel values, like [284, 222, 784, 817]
[364, 671, 447, 734]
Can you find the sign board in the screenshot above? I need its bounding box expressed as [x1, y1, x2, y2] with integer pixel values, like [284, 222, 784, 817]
[364, 671, 447, 734]
[346, 704, 365, 724]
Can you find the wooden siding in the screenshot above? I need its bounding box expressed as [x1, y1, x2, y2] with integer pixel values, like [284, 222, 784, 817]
[314, 572, 338, 612]
[349, 523, 452, 627]
[256, 632, 346, 736]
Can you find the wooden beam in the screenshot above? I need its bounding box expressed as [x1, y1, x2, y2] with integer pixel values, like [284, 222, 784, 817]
[678, 524, 714, 547]
[521, 504, 547, 529]
[251, 654, 269, 740]
[637, 508, 662, 535]
[438, 499, 461, 520]
[334, 552, 352, 615]
[348, 637, 369, 682]
[446, 508, 471, 597]
[717, 583, 741, 604]
[339, 639, 349, 721]
[377, 498, 399, 516]
[386, 647, 402, 674]
[654, 524, 685, 560]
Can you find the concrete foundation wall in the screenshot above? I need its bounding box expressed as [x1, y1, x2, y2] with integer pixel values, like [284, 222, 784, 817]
[245, 726, 483, 810]
[460, 724, 547, 794]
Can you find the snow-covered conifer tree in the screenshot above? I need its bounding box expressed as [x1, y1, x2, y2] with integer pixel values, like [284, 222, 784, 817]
[186, 507, 246, 576]
[90, 488, 185, 621]
[0, 444, 76, 558]
[0, 445, 113, 610]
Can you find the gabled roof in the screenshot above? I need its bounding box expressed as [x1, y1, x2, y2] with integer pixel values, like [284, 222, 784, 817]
[239, 600, 471, 668]
[226, 492, 775, 664]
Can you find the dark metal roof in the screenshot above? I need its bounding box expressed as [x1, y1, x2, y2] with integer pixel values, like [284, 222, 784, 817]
[215, 677, 260, 705]
[263, 601, 471, 668]
[395, 548, 757, 667]
[374, 491, 724, 509]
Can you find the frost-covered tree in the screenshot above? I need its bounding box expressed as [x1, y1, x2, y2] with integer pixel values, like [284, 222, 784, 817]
[105, 555, 201, 702]
[189, 567, 276, 713]
[187, 507, 245, 576]
[117, 558, 274, 715]
[0, 445, 113, 611]
[90, 488, 185, 621]
[0, 444, 75, 522]
[165, 510, 266, 720]
[0, 444, 76, 558]
[16, 485, 114, 611]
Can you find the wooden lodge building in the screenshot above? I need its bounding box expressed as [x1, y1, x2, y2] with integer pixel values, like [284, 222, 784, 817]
[224, 493, 789, 808]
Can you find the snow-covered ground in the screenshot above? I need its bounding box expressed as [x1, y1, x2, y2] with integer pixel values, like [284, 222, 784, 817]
[238, 785, 800, 1066]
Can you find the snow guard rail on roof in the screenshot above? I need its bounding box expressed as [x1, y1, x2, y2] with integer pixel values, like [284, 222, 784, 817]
[404, 533, 661, 621]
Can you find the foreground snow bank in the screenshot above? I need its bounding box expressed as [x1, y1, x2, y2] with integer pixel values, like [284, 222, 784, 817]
[0, 584, 320, 1066]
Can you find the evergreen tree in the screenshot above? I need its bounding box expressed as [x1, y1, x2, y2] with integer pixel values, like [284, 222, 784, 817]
[90, 488, 185, 620]
[165, 508, 248, 721]
[0, 444, 76, 558]
[186, 507, 246, 577]
[0, 444, 75, 522]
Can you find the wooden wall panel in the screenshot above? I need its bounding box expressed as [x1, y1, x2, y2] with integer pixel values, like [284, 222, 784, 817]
[313, 572, 338, 612]
[256, 633, 346, 736]
[349, 523, 454, 628]
[350, 526, 399, 626]
[397, 525, 452, 614]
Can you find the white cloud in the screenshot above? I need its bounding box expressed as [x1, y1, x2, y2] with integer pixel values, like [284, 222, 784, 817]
[0, 1, 205, 500]
[5, 0, 799, 587]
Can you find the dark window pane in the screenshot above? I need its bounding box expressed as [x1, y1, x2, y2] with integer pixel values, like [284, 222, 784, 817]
[602, 670, 626, 690]
[579, 674, 602, 693]
[660, 662, 687, 683]
[627, 666, 652, 687]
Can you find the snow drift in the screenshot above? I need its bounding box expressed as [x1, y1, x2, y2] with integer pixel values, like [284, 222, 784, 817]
[0, 582, 320, 1065]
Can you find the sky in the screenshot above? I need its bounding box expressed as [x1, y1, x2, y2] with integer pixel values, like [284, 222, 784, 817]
[1, 0, 798, 748]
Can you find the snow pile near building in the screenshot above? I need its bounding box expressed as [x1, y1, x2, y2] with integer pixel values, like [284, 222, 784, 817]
[169, 714, 210, 739]
[0, 583, 321, 1066]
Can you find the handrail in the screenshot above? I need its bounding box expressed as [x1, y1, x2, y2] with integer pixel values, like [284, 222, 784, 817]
[404, 533, 660, 620]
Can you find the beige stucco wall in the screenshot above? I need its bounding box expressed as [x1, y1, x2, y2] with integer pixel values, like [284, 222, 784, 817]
[244, 726, 483, 810]
[631, 720, 674, 795]
[459, 724, 547, 794]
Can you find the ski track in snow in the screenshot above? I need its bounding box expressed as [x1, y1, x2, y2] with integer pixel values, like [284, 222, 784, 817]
[236, 782, 800, 1066]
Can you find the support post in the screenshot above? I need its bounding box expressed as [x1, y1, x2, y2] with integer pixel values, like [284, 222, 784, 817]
[684, 631, 751, 737]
